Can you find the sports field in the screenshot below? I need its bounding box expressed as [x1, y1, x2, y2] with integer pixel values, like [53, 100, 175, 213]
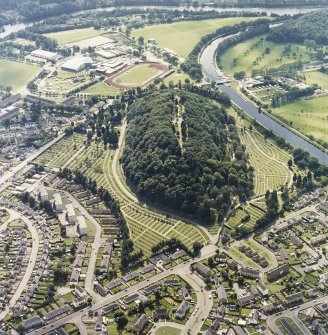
[302, 70, 328, 90]
[220, 34, 310, 76]
[107, 63, 168, 88]
[115, 63, 159, 85]
[45, 27, 108, 45]
[82, 82, 121, 97]
[274, 96, 328, 143]
[0, 59, 39, 92]
[132, 17, 262, 58]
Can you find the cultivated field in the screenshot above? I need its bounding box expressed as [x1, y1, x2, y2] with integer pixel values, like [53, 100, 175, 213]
[274, 96, 328, 143]
[0, 59, 39, 92]
[45, 27, 109, 45]
[239, 129, 292, 196]
[107, 63, 168, 89]
[220, 34, 310, 76]
[65, 142, 210, 256]
[82, 81, 121, 97]
[132, 17, 262, 58]
[302, 70, 328, 90]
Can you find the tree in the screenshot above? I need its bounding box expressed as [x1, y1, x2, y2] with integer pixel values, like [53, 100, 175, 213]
[192, 241, 203, 256]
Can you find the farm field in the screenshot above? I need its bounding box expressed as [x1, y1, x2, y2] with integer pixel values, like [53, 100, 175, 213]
[220, 34, 311, 76]
[302, 70, 328, 90]
[82, 82, 121, 97]
[0, 59, 39, 92]
[65, 142, 210, 256]
[238, 129, 292, 196]
[273, 96, 328, 143]
[44, 27, 108, 45]
[33, 133, 85, 168]
[132, 17, 262, 58]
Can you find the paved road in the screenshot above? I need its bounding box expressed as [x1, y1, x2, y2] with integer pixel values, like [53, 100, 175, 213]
[112, 121, 211, 239]
[267, 295, 328, 335]
[0, 133, 64, 192]
[179, 272, 213, 335]
[55, 189, 103, 302]
[0, 208, 40, 321]
[27, 244, 217, 335]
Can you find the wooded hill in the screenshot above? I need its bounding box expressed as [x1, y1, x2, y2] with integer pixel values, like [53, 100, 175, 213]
[122, 90, 253, 222]
[267, 9, 328, 45]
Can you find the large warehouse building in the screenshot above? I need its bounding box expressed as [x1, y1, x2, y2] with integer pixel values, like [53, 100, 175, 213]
[61, 57, 95, 72]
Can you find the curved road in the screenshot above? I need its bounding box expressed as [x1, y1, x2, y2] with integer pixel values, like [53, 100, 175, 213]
[199, 32, 328, 166]
[0, 208, 40, 321]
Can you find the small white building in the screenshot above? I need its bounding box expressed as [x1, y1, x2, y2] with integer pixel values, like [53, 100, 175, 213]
[53, 193, 63, 212]
[66, 203, 76, 224]
[77, 215, 87, 236]
[39, 185, 48, 203]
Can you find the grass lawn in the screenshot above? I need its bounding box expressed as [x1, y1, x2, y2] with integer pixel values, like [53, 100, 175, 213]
[132, 17, 262, 58]
[220, 34, 310, 76]
[45, 27, 107, 45]
[82, 82, 121, 96]
[0, 59, 39, 92]
[156, 326, 181, 335]
[163, 71, 191, 85]
[274, 96, 328, 143]
[302, 70, 328, 90]
[115, 63, 159, 85]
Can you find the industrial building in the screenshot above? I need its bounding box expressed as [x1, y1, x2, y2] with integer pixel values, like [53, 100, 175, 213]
[61, 57, 94, 72]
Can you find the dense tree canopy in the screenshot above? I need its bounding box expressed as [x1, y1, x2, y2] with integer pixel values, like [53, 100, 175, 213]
[267, 9, 328, 45]
[122, 90, 253, 222]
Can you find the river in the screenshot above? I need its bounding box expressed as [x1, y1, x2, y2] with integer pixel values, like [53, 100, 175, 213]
[199, 31, 328, 166]
[0, 4, 325, 40]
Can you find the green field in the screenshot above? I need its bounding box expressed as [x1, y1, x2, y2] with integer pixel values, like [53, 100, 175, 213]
[274, 96, 328, 143]
[115, 64, 160, 86]
[0, 59, 39, 92]
[45, 27, 107, 45]
[220, 34, 310, 76]
[132, 17, 261, 58]
[303, 70, 328, 90]
[156, 327, 181, 335]
[163, 71, 191, 85]
[82, 82, 121, 97]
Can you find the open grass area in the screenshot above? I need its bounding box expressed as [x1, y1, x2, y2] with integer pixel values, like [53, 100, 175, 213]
[302, 70, 328, 90]
[45, 27, 108, 45]
[82, 81, 121, 97]
[114, 63, 160, 86]
[239, 129, 292, 196]
[274, 96, 328, 143]
[220, 34, 311, 76]
[156, 327, 181, 335]
[0, 59, 39, 92]
[163, 71, 191, 85]
[132, 17, 262, 58]
[276, 317, 304, 335]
